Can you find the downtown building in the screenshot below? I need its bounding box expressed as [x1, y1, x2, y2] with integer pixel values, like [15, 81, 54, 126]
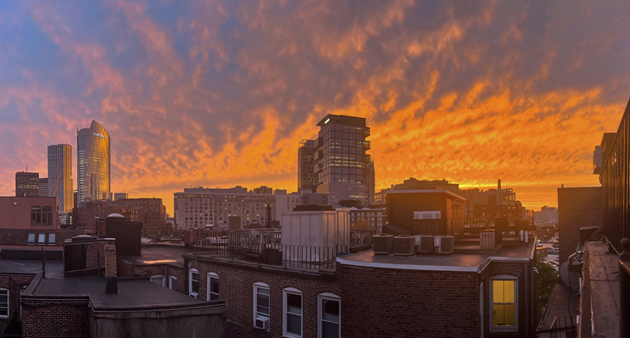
[77, 120, 110, 205]
[299, 114, 374, 207]
[174, 187, 276, 230]
[48, 144, 73, 213]
[15, 171, 39, 197]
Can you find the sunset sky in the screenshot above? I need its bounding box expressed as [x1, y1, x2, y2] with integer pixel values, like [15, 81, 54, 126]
[1, 0, 629, 214]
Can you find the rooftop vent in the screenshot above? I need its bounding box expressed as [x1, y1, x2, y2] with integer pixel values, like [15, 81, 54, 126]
[107, 213, 125, 219]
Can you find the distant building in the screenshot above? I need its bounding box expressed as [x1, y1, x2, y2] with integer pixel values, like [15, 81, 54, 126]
[348, 206, 386, 231]
[297, 139, 318, 193]
[112, 192, 128, 201]
[0, 196, 58, 230]
[72, 200, 139, 232]
[300, 114, 372, 206]
[253, 186, 273, 194]
[77, 120, 110, 205]
[534, 206, 558, 225]
[38, 177, 48, 197]
[174, 187, 276, 230]
[374, 178, 460, 205]
[48, 144, 73, 213]
[114, 198, 168, 235]
[15, 171, 39, 197]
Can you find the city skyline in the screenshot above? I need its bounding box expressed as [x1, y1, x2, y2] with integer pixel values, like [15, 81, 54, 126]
[1, 1, 629, 214]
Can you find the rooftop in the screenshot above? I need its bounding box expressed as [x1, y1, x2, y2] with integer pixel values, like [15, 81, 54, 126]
[119, 244, 191, 268]
[336, 240, 535, 272]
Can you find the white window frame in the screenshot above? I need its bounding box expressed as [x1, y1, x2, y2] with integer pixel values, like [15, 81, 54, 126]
[0, 288, 8, 318]
[150, 275, 165, 287]
[207, 272, 219, 301]
[189, 268, 199, 297]
[489, 275, 518, 333]
[317, 293, 341, 338]
[283, 287, 303, 338]
[253, 282, 270, 330]
[169, 275, 177, 290]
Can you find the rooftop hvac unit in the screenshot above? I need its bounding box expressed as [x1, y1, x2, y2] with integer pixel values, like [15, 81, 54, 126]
[437, 236, 454, 254]
[393, 236, 415, 256]
[254, 316, 270, 330]
[373, 234, 394, 255]
[416, 235, 435, 253]
[480, 230, 495, 249]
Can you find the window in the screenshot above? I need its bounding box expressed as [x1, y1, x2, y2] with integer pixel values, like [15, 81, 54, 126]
[490, 276, 517, 332]
[38, 233, 46, 245]
[318, 293, 340, 338]
[27, 233, 35, 245]
[42, 206, 53, 225]
[169, 276, 177, 290]
[31, 206, 41, 225]
[150, 275, 165, 287]
[189, 268, 199, 297]
[283, 288, 303, 337]
[253, 282, 270, 328]
[207, 272, 219, 301]
[0, 289, 8, 318]
[48, 233, 56, 245]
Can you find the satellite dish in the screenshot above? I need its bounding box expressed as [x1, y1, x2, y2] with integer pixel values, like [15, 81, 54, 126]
[559, 261, 580, 288]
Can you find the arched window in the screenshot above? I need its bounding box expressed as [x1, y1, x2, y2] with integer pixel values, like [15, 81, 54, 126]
[207, 272, 219, 301]
[189, 268, 199, 298]
[31, 206, 41, 225]
[150, 275, 165, 287]
[42, 206, 53, 226]
[318, 293, 340, 338]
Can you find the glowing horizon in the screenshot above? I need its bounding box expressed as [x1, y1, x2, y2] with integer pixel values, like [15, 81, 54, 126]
[0, 1, 627, 215]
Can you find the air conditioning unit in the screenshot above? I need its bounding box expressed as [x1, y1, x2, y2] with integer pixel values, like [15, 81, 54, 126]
[437, 236, 454, 254]
[393, 236, 415, 256]
[189, 292, 199, 299]
[417, 235, 435, 253]
[374, 234, 394, 255]
[255, 316, 270, 330]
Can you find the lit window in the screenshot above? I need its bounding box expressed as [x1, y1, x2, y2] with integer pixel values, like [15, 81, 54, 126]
[283, 287, 302, 337]
[207, 272, 219, 301]
[189, 268, 199, 298]
[253, 282, 270, 329]
[491, 276, 517, 332]
[318, 293, 340, 338]
[0, 289, 7, 318]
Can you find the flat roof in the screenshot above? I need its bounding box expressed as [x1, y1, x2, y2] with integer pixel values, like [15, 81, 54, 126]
[387, 189, 466, 201]
[0, 259, 63, 278]
[336, 241, 535, 272]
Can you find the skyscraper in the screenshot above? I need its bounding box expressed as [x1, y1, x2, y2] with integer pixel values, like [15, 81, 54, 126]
[48, 144, 73, 213]
[297, 139, 318, 193]
[77, 120, 110, 205]
[301, 114, 372, 206]
[15, 171, 39, 197]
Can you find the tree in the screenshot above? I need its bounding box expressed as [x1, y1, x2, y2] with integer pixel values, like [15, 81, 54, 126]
[536, 259, 559, 319]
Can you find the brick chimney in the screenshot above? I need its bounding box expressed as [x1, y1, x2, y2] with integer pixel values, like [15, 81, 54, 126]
[104, 245, 118, 294]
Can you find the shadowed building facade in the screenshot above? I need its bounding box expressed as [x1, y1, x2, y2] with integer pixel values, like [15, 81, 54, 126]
[15, 172, 39, 197]
[77, 120, 110, 205]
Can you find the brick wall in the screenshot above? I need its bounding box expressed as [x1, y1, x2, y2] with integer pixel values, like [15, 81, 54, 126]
[21, 298, 90, 338]
[0, 274, 36, 333]
[337, 264, 480, 337]
[186, 257, 339, 338]
[558, 187, 603, 263]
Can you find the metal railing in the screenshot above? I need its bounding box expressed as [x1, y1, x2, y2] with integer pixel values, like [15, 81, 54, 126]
[349, 228, 374, 251]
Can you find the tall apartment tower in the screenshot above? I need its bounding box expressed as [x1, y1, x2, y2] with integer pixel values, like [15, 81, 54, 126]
[77, 120, 110, 205]
[48, 144, 73, 213]
[301, 114, 372, 206]
[15, 171, 39, 197]
[297, 139, 318, 193]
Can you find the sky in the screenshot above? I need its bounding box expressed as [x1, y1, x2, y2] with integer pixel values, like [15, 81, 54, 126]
[1, 0, 629, 215]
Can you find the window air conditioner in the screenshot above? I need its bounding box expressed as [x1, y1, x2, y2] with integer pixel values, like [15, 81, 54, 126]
[255, 316, 270, 330]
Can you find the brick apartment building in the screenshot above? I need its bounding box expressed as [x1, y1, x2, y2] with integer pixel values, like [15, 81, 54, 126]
[175, 203, 537, 338]
[557, 186, 603, 263]
[114, 198, 169, 235]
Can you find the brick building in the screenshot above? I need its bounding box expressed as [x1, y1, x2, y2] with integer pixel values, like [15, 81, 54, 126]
[72, 200, 139, 231]
[114, 198, 168, 235]
[557, 187, 603, 263]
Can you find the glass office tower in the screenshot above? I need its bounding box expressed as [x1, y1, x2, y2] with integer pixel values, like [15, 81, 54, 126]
[48, 144, 73, 213]
[307, 114, 372, 206]
[77, 120, 110, 205]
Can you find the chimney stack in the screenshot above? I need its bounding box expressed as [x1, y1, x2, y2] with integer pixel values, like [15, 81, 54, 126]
[104, 245, 118, 294]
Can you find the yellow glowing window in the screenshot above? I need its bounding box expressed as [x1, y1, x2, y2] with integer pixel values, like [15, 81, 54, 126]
[492, 280, 516, 328]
